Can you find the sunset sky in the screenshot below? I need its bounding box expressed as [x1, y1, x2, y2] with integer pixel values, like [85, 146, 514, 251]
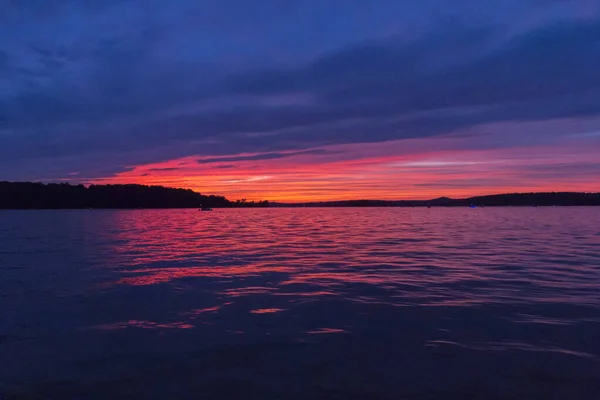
[2, 0, 600, 201]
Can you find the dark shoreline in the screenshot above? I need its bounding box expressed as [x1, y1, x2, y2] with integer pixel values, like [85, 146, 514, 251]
[1, 181, 599, 209]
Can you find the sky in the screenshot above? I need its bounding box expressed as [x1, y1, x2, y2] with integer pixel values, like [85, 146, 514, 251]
[1, 0, 600, 201]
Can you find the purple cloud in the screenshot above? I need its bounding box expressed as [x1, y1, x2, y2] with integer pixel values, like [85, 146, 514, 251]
[0, 0, 599, 182]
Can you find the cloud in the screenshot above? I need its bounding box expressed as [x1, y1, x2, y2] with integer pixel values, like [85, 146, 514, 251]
[147, 167, 181, 172]
[391, 160, 488, 168]
[222, 175, 272, 183]
[0, 51, 9, 71]
[412, 179, 512, 188]
[0, 1, 599, 181]
[197, 149, 329, 164]
[226, 17, 600, 118]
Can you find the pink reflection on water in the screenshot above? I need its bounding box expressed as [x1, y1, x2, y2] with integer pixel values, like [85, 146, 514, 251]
[281, 272, 398, 286]
[117, 265, 292, 286]
[250, 308, 284, 314]
[93, 208, 600, 309]
[275, 291, 337, 297]
[426, 340, 597, 360]
[221, 286, 277, 297]
[94, 320, 194, 330]
[181, 303, 231, 317]
[306, 328, 347, 334]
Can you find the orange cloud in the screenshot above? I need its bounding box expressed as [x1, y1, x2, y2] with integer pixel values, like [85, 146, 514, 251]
[91, 132, 600, 202]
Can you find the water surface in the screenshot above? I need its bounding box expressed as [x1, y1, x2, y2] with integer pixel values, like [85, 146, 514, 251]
[1, 208, 600, 399]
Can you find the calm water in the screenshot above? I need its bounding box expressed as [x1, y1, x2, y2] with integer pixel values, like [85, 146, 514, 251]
[1, 208, 600, 399]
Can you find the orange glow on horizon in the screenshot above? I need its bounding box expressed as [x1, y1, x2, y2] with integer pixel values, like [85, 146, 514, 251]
[89, 132, 600, 202]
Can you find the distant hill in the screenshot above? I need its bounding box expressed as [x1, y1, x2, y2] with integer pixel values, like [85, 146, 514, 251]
[271, 192, 600, 207]
[0, 182, 269, 209]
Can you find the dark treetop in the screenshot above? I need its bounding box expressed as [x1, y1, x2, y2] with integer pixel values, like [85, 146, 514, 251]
[0, 182, 268, 209]
[1, 182, 599, 209]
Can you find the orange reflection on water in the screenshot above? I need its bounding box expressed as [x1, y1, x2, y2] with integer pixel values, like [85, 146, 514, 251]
[250, 308, 284, 314]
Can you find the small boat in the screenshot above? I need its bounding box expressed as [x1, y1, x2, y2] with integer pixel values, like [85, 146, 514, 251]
[199, 205, 213, 211]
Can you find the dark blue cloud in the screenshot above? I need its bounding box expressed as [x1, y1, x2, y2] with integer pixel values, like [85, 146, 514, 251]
[0, 0, 599, 180]
[197, 149, 329, 164]
[228, 17, 600, 113]
[147, 167, 181, 172]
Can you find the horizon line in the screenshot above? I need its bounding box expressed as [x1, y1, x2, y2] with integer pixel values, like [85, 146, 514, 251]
[3, 181, 599, 204]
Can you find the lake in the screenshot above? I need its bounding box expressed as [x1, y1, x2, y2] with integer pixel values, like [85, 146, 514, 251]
[1, 208, 599, 399]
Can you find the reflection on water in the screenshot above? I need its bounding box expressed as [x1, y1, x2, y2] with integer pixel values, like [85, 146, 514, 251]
[95, 320, 195, 330]
[306, 328, 347, 335]
[250, 308, 284, 314]
[1, 208, 600, 399]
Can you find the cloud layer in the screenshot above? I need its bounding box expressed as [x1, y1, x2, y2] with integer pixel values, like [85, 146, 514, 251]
[1, 0, 599, 199]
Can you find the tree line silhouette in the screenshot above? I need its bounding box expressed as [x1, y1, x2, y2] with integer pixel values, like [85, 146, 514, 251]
[0, 182, 269, 209]
[1, 182, 598, 209]
[270, 192, 600, 207]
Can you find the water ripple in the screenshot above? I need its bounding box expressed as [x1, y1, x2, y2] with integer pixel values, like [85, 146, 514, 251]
[2, 208, 600, 398]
